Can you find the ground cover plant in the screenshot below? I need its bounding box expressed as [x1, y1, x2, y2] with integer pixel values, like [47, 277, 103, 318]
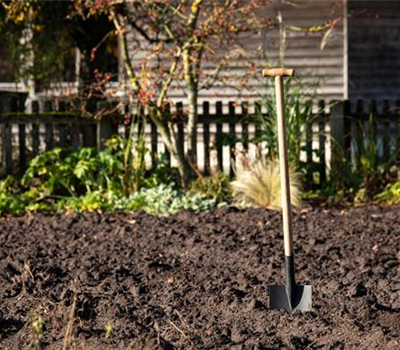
[1, 206, 400, 349]
[0, 136, 226, 216]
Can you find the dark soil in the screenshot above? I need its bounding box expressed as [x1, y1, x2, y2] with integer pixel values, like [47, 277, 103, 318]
[1, 205, 400, 349]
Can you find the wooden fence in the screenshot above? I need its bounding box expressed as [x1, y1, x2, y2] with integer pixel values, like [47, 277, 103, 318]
[1, 92, 400, 187]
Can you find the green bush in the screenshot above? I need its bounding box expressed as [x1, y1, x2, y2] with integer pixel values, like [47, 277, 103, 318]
[118, 183, 218, 216]
[51, 184, 218, 216]
[0, 137, 222, 216]
[374, 182, 400, 205]
[0, 176, 29, 215]
[188, 172, 232, 203]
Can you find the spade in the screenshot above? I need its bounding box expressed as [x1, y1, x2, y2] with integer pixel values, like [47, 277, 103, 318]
[262, 68, 312, 313]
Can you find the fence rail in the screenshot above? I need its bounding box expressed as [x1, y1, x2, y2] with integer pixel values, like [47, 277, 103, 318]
[1, 92, 400, 187]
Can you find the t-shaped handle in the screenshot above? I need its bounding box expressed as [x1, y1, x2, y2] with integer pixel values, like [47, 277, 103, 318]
[262, 68, 295, 78]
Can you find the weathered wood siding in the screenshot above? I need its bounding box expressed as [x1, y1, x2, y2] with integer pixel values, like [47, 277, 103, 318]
[125, 0, 346, 105]
[348, 0, 400, 102]
[0, 47, 14, 82]
[263, 0, 345, 101]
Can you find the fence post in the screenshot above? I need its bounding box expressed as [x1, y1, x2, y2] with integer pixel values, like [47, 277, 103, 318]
[382, 100, 390, 160]
[176, 102, 185, 159]
[96, 100, 118, 149]
[203, 101, 211, 175]
[0, 94, 13, 176]
[44, 100, 54, 151]
[228, 102, 236, 177]
[305, 100, 313, 184]
[241, 102, 249, 151]
[97, 115, 117, 149]
[58, 101, 68, 147]
[330, 100, 350, 177]
[216, 101, 223, 172]
[318, 100, 326, 186]
[31, 101, 40, 157]
[0, 93, 6, 176]
[17, 96, 27, 174]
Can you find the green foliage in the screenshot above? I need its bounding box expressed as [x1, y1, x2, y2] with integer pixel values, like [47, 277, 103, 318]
[375, 182, 400, 205]
[351, 114, 396, 199]
[144, 154, 180, 188]
[20, 135, 146, 201]
[255, 78, 319, 171]
[0, 176, 29, 215]
[0, 134, 225, 216]
[52, 184, 218, 216]
[21, 148, 78, 198]
[117, 184, 218, 216]
[327, 113, 398, 203]
[188, 172, 232, 203]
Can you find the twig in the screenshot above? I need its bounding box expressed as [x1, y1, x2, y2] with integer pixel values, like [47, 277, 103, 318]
[168, 319, 193, 345]
[174, 309, 194, 333]
[62, 293, 77, 350]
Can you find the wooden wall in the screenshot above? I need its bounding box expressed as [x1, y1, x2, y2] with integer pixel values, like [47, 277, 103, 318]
[0, 47, 14, 82]
[6, 1, 400, 104]
[263, 0, 345, 101]
[348, 0, 400, 102]
[125, 0, 346, 105]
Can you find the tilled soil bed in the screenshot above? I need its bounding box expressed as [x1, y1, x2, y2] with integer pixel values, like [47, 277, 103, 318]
[1, 205, 400, 349]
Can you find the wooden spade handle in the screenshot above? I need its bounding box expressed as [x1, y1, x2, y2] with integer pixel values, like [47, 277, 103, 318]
[275, 75, 294, 257]
[263, 68, 295, 257]
[262, 68, 295, 78]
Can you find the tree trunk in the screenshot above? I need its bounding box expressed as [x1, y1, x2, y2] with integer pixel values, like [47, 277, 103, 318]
[169, 122, 194, 189]
[186, 84, 198, 168]
[151, 110, 194, 188]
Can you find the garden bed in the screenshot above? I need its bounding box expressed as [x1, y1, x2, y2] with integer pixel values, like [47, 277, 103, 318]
[1, 205, 400, 349]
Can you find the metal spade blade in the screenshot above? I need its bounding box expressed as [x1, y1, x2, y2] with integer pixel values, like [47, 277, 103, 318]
[270, 285, 312, 313]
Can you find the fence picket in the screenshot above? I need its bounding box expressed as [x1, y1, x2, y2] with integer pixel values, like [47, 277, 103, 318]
[44, 101, 54, 151]
[216, 101, 223, 172]
[305, 100, 313, 183]
[241, 102, 249, 151]
[5, 122, 12, 175]
[318, 100, 326, 185]
[1, 97, 400, 186]
[329, 100, 350, 177]
[176, 102, 184, 159]
[31, 101, 40, 158]
[382, 100, 390, 159]
[203, 102, 211, 175]
[18, 124, 26, 174]
[254, 101, 262, 140]
[228, 102, 236, 177]
[151, 121, 158, 168]
[396, 100, 400, 162]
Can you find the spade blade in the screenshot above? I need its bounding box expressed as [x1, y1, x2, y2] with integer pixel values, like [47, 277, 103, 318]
[269, 285, 312, 313]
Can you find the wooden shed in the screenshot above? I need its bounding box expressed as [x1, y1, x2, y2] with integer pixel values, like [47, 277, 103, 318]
[0, 0, 399, 103]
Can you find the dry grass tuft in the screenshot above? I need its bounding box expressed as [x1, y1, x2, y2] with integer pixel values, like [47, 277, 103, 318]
[231, 157, 301, 209]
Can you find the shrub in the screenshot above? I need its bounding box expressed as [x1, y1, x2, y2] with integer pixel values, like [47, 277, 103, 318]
[0, 176, 28, 215]
[188, 172, 232, 203]
[0, 137, 220, 216]
[231, 158, 301, 209]
[116, 184, 218, 216]
[374, 182, 400, 205]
